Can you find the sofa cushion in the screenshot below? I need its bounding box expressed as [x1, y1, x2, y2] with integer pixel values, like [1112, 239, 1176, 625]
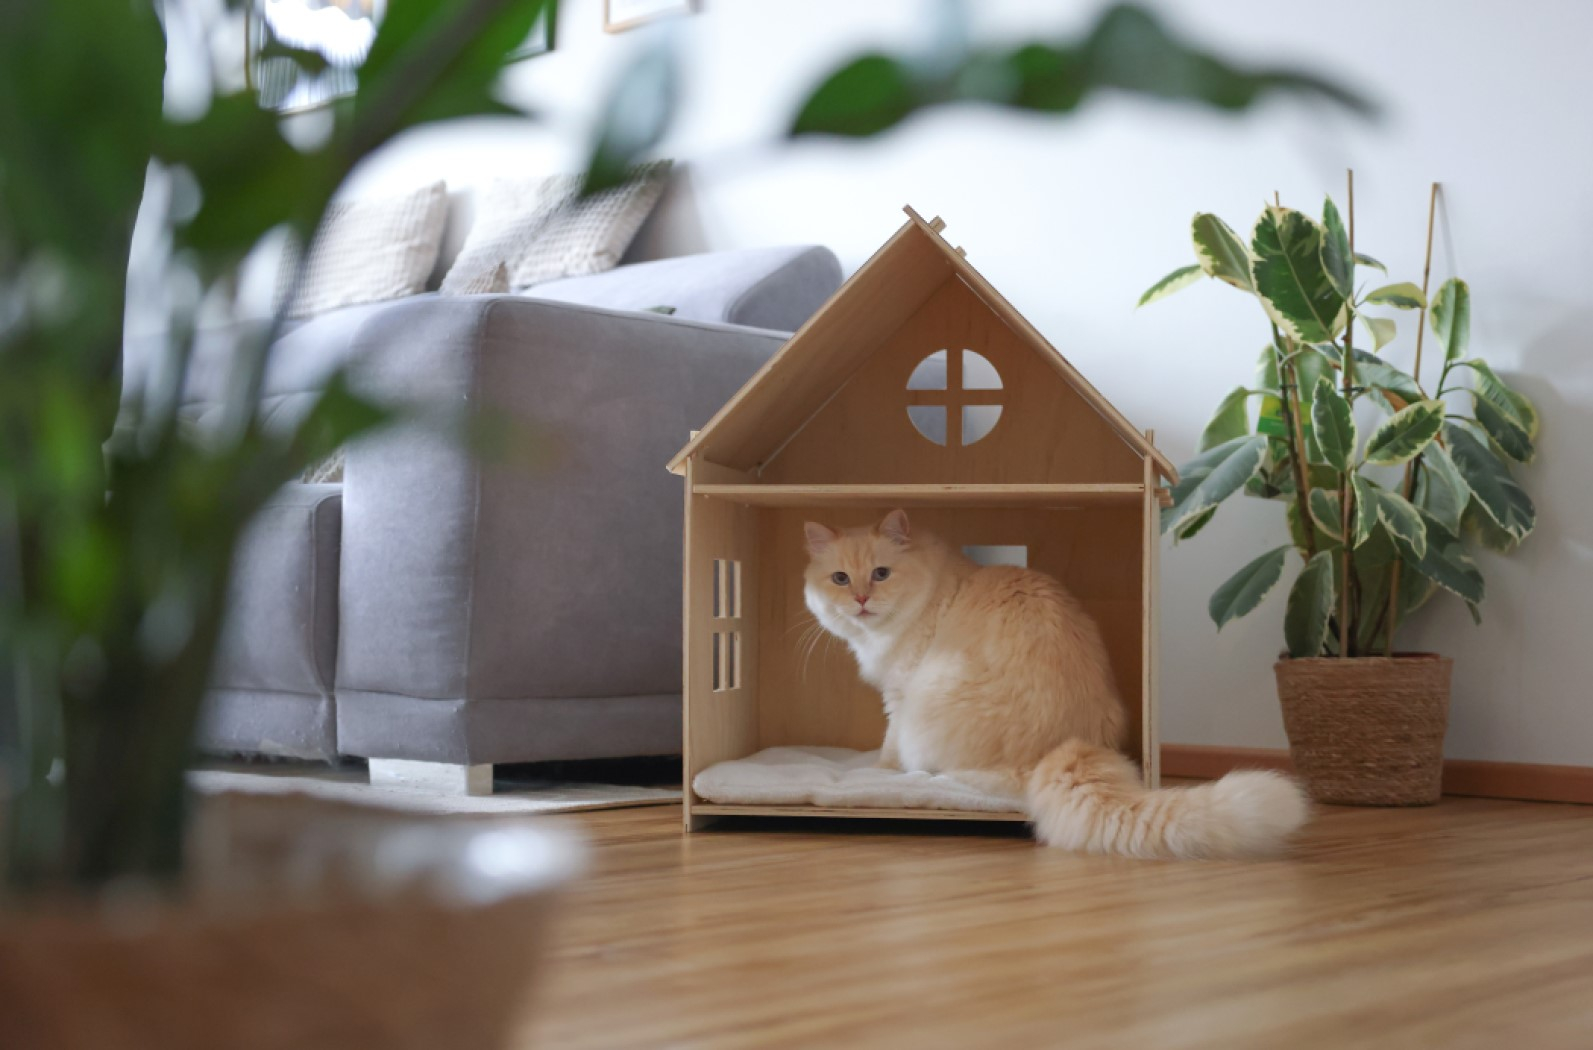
[441, 163, 671, 293]
[209, 483, 342, 698]
[524, 245, 843, 332]
[281, 181, 449, 318]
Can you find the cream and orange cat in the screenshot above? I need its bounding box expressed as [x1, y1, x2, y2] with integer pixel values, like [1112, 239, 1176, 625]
[803, 509, 1309, 859]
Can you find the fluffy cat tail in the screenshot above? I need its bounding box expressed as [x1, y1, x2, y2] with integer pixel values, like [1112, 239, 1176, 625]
[1026, 740, 1310, 860]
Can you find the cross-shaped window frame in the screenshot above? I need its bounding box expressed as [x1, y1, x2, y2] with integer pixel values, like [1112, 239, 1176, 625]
[905, 349, 1006, 447]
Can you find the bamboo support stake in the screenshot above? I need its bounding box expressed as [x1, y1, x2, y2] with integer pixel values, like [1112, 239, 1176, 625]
[1384, 181, 1441, 655]
[1269, 188, 1316, 563]
[1270, 322, 1316, 561]
[1338, 169, 1357, 657]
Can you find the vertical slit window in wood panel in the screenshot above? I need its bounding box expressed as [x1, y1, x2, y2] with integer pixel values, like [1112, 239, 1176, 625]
[727, 560, 741, 618]
[712, 559, 724, 618]
[728, 631, 741, 690]
[711, 632, 724, 692]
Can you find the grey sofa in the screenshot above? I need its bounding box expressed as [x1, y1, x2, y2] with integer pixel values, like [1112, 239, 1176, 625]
[161, 243, 841, 788]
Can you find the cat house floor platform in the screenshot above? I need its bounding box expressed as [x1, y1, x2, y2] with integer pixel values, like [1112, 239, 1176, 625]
[692, 747, 1028, 822]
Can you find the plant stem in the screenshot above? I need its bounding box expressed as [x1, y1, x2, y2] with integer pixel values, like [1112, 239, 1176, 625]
[1338, 169, 1357, 657]
[1384, 181, 1440, 656]
[1271, 325, 1316, 560]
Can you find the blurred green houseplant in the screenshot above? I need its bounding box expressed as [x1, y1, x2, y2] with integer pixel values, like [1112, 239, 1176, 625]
[0, 0, 1368, 896]
[1141, 194, 1538, 657]
[0, 0, 565, 892]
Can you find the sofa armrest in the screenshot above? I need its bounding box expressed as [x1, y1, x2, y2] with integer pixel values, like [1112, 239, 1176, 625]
[521, 245, 842, 332]
[336, 296, 783, 726]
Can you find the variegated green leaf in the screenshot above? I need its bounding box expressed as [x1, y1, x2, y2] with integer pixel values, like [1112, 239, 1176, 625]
[1254, 342, 1282, 393]
[1251, 205, 1347, 344]
[1364, 400, 1444, 467]
[1191, 213, 1255, 292]
[1415, 441, 1467, 534]
[1374, 487, 1426, 559]
[1475, 396, 1534, 462]
[1173, 505, 1217, 542]
[1287, 498, 1339, 552]
[1430, 277, 1471, 364]
[1363, 282, 1426, 309]
[1209, 545, 1293, 629]
[1359, 314, 1396, 352]
[1354, 517, 1400, 567]
[1353, 251, 1386, 273]
[1161, 435, 1267, 535]
[1396, 506, 1485, 604]
[1350, 474, 1379, 547]
[1456, 358, 1540, 440]
[1397, 562, 1439, 621]
[1463, 500, 1520, 553]
[1318, 344, 1422, 410]
[1199, 386, 1255, 452]
[1284, 551, 1336, 658]
[1321, 197, 1352, 296]
[1310, 375, 1356, 471]
[1137, 263, 1203, 307]
[1446, 423, 1535, 540]
[1354, 556, 1394, 651]
[1308, 487, 1344, 540]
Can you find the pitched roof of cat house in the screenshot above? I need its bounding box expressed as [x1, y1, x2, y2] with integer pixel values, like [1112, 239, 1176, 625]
[667, 205, 1176, 485]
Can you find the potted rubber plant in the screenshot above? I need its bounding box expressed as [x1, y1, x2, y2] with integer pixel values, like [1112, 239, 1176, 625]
[0, 1, 594, 1044]
[1139, 184, 1539, 805]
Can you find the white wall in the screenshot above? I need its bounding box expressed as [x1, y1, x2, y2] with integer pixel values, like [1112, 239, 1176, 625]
[358, 0, 1593, 765]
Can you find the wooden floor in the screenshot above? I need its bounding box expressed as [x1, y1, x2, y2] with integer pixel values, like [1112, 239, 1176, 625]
[518, 796, 1593, 1049]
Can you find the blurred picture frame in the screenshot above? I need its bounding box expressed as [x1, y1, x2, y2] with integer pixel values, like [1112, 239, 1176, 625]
[509, 0, 560, 61]
[248, 0, 558, 113]
[247, 0, 379, 113]
[604, 0, 696, 34]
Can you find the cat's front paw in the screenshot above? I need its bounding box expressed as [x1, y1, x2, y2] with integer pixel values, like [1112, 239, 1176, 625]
[875, 750, 903, 771]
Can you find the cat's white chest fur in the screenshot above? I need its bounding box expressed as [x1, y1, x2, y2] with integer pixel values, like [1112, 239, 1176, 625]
[805, 589, 895, 687]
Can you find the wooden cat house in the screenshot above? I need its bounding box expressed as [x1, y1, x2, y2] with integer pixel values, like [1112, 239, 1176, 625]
[668, 206, 1177, 830]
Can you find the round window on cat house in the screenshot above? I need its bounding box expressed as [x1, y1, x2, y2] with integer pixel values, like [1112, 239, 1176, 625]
[906, 349, 1003, 446]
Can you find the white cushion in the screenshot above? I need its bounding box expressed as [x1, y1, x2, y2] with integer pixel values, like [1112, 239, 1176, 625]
[281, 181, 448, 318]
[692, 746, 1024, 813]
[440, 161, 672, 293]
[440, 260, 510, 297]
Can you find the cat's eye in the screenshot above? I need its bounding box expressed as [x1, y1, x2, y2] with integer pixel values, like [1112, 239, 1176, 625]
[831, 571, 850, 586]
[872, 567, 891, 582]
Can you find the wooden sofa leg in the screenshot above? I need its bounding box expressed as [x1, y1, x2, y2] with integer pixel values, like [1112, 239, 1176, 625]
[368, 758, 493, 797]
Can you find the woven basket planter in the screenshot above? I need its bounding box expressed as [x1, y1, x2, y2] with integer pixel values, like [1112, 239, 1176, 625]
[1274, 653, 1452, 806]
[0, 792, 582, 1050]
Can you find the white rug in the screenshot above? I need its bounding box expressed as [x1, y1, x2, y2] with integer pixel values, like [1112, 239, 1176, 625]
[191, 768, 680, 816]
[692, 746, 1025, 814]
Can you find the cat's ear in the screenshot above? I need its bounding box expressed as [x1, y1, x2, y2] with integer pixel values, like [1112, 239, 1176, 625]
[878, 509, 911, 546]
[803, 521, 838, 555]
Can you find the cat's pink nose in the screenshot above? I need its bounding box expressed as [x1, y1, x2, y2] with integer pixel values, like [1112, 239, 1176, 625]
[854, 595, 869, 607]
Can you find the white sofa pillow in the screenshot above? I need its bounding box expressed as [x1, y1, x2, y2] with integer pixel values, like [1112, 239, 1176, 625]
[280, 180, 448, 318]
[440, 161, 672, 293]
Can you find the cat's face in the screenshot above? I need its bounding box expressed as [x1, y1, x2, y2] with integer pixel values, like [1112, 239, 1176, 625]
[802, 509, 925, 634]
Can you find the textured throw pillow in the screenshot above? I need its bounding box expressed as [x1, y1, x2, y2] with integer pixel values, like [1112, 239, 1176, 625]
[438, 180, 570, 295]
[301, 447, 344, 484]
[280, 181, 448, 318]
[440, 161, 672, 293]
[440, 261, 510, 297]
[510, 160, 673, 286]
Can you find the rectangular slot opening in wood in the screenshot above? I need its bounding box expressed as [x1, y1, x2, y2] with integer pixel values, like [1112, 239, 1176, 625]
[962, 544, 1028, 567]
[713, 558, 742, 619]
